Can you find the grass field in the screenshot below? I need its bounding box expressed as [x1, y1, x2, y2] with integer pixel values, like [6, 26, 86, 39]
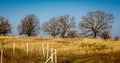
[0, 36, 120, 63]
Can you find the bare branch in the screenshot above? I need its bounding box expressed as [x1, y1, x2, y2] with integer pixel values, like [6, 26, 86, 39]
[18, 14, 40, 36]
[79, 10, 114, 38]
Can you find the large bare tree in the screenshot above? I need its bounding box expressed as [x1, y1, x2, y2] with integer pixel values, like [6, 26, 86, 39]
[0, 16, 11, 36]
[18, 14, 40, 36]
[79, 10, 114, 38]
[58, 15, 76, 38]
[42, 17, 60, 38]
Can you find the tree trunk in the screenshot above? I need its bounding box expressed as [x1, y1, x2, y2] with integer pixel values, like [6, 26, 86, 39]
[28, 33, 31, 36]
[93, 33, 97, 38]
[61, 33, 65, 38]
[53, 35, 56, 38]
[3, 33, 6, 36]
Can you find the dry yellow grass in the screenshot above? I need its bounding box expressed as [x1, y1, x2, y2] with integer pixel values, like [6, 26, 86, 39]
[0, 36, 120, 63]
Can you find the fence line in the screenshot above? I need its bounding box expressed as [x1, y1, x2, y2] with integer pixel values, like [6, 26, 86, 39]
[0, 43, 57, 63]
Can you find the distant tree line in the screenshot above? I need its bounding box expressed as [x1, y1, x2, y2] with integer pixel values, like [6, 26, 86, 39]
[0, 10, 119, 40]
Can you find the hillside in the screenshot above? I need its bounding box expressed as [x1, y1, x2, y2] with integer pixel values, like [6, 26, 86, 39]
[0, 36, 120, 63]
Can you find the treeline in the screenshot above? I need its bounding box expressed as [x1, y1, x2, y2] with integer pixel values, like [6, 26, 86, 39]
[0, 10, 119, 40]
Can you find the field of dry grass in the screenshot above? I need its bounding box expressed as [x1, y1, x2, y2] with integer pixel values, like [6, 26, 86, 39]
[0, 36, 120, 63]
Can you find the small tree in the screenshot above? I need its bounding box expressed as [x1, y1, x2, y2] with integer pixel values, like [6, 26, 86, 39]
[114, 36, 119, 40]
[18, 14, 40, 36]
[99, 30, 111, 39]
[42, 17, 60, 38]
[0, 16, 11, 36]
[79, 10, 114, 38]
[66, 30, 78, 38]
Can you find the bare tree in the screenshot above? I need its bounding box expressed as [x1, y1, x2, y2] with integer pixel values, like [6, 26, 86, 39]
[66, 30, 78, 38]
[114, 36, 119, 40]
[79, 10, 114, 38]
[18, 14, 40, 36]
[58, 15, 76, 38]
[42, 17, 60, 38]
[0, 16, 11, 36]
[99, 30, 111, 39]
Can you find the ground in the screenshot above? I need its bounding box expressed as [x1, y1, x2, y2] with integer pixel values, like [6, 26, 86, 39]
[0, 36, 120, 63]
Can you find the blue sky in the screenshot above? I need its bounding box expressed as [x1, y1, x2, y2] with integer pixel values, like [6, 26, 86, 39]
[0, 0, 120, 37]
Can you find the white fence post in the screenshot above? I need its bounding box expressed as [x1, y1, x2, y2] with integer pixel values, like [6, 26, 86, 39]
[1, 49, 3, 63]
[46, 44, 49, 60]
[41, 43, 45, 58]
[13, 43, 15, 54]
[26, 43, 29, 54]
[51, 48, 53, 63]
[54, 49, 57, 63]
